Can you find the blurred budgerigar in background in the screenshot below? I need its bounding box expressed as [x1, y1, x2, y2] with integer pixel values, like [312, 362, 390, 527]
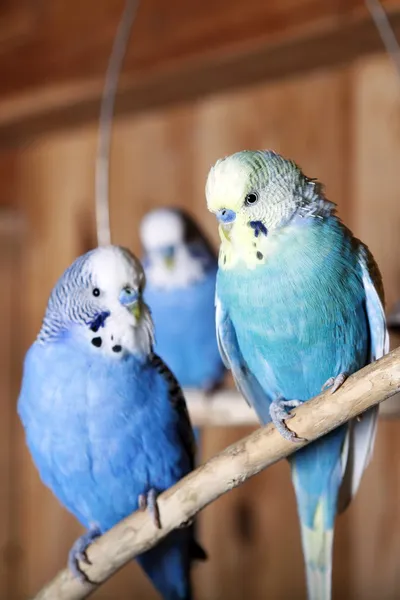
[18, 245, 206, 600]
[206, 150, 388, 600]
[140, 208, 226, 449]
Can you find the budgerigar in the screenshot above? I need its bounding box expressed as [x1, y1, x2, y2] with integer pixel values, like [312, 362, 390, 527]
[205, 150, 388, 600]
[140, 208, 225, 394]
[18, 245, 206, 599]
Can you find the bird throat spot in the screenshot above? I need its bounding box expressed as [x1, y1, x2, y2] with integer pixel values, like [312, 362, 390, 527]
[91, 333, 122, 353]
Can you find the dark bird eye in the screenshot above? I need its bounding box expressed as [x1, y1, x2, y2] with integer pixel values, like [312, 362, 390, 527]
[92, 288, 100, 297]
[245, 192, 259, 206]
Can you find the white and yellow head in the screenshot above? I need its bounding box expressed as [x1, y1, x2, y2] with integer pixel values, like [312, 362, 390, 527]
[206, 150, 329, 269]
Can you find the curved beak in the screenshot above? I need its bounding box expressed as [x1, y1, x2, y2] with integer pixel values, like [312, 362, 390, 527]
[216, 208, 236, 225]
[216, 208, 236, 241]
[119, 288, 141, 319]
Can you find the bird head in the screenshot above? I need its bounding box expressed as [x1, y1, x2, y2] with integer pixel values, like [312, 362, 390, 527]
[39, 246, 154, 357]
[139, 208, 213, 288]
[140, 208, 184, 271]
[206, 150, 333, 269]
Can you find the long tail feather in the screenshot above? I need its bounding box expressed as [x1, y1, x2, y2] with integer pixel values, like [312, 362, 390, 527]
[300, 508, 334, 600]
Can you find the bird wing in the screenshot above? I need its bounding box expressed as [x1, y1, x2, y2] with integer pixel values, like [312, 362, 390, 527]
[216, 293, 272, 423]
[150, 353, 197, 471]
[339, 243, 389, 511]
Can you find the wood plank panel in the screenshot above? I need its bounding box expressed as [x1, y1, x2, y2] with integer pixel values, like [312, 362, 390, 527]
[0, 219, 23, 599]
[1, 0, 400, 143]
[12, 128, 97, 599]
[346, 54, 400, 598]
[10, 54, 400, 600]
[13, 64, 351, 599]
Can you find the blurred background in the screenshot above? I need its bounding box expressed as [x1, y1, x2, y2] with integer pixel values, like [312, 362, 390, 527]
[1, 0, 400, 598]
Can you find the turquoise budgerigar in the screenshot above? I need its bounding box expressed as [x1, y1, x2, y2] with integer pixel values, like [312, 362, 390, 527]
[140, 208, 225, 394]
[18, 245, 206, 599]
[205, 150, 388, 600]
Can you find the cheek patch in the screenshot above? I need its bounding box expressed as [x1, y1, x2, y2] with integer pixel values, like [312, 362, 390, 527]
[89, 311, 110, 333]
[249, 221, 268, 238]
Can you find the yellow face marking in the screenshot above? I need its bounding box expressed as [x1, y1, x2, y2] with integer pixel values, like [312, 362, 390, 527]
[218, 213, 270, 270]
[219, 225, 232, 242]
[164, 257, 174, 269]
[130, 301, 141, 320]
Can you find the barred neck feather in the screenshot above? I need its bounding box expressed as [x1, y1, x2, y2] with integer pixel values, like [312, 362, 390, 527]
[39, 298, 155, 359]
[38, 252, 96, 342]
[219, 186, 336, 271]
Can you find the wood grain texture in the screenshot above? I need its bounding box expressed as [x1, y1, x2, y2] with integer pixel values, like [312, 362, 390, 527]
[1, 0, 400, 142]
[345, 54, 400, 597]
[33, 346, 400, 600]
[4, 54, 400, 600]
[11, 128, 97, 600]
[11, 65, 354, 600]
[0, 212, 23, 600]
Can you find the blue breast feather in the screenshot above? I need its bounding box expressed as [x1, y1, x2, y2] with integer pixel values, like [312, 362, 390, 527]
[145, 265, 224, 389]
[217, 217, 372, 528]
[18, 339, 192, 530]
[18, 337, 198, 599]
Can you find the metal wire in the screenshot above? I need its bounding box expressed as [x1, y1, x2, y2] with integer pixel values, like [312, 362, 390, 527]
[95, 0, 139, 246]
[366, 0, 400, 79]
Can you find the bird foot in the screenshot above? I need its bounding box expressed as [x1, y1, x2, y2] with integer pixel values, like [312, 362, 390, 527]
[138, 488, 162, 529]
[321, 372, 348, 394]
[68, 525, 101, 583]
[269, 397, 306, 443]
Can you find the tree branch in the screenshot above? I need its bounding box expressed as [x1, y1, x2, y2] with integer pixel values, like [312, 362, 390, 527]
[33, 346, 400, 600]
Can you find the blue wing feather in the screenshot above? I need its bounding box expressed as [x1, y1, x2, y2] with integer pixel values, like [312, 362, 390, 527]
[215, 294, 273, 424]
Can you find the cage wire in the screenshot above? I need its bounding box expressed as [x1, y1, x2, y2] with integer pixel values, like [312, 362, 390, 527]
[95, 0, 139, 247]
[366, 0, 400, 78]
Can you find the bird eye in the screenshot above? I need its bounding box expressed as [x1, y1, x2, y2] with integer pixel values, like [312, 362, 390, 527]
[92, 288, 100, 297]
[245, 192, 259, 206]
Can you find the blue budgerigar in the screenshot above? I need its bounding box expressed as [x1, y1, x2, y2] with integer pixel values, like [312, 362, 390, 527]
[18, 245, 206, 599]
[140, 208, 225, 395]
[206, 150, 388, 600]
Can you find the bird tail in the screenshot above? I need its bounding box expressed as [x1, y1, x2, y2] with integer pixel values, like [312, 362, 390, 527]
[299, 503, 334, 600]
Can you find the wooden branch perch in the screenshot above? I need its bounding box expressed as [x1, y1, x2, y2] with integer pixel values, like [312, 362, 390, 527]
[184, 388, 259, 426]
[33, 346, 400, 600]
[183, 384, 400, 425]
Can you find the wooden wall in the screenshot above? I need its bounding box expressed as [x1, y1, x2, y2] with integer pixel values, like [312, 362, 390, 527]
[2, 53, 400, 599]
